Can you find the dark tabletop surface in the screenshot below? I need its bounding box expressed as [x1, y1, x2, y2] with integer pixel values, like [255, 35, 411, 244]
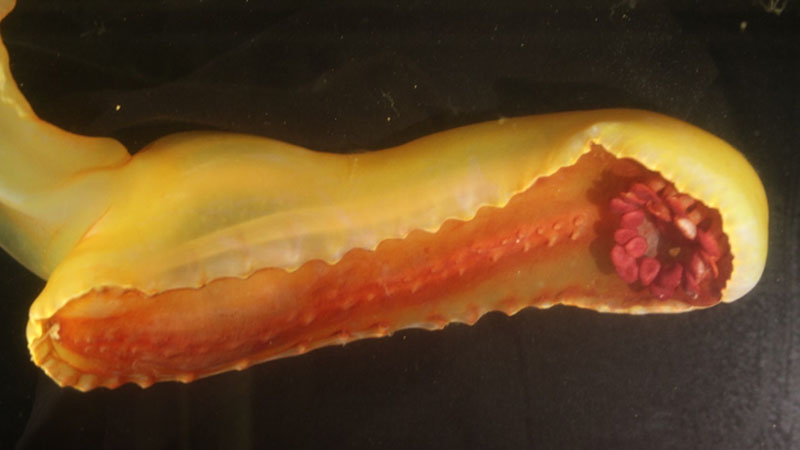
[1, 0, 798, 449]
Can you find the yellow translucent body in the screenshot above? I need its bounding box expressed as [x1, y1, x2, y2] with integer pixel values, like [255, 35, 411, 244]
[0, 0, 768, 390]
[25, 111, 768, 334]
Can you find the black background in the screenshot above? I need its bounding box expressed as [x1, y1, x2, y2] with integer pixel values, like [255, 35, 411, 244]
[1, 0, 798, 449]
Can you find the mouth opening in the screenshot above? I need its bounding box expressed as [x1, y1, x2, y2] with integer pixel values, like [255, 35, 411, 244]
[604, 149, 732, 306]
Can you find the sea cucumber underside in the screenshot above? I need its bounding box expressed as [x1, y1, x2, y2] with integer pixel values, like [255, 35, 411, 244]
[0, 0, 767, 392]
[27, 119, 767, 390]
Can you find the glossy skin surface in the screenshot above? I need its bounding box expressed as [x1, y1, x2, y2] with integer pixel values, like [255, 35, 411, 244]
[0, 0, 767, 390]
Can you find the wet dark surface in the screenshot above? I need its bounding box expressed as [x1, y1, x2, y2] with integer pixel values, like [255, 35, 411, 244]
[1, 0, 798, 448]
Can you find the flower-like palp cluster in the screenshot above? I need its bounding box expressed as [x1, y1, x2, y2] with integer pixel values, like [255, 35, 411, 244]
[609, 178, 725, 301]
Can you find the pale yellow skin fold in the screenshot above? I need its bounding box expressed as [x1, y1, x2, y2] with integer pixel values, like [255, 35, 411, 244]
[0, 0, 768, 390]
